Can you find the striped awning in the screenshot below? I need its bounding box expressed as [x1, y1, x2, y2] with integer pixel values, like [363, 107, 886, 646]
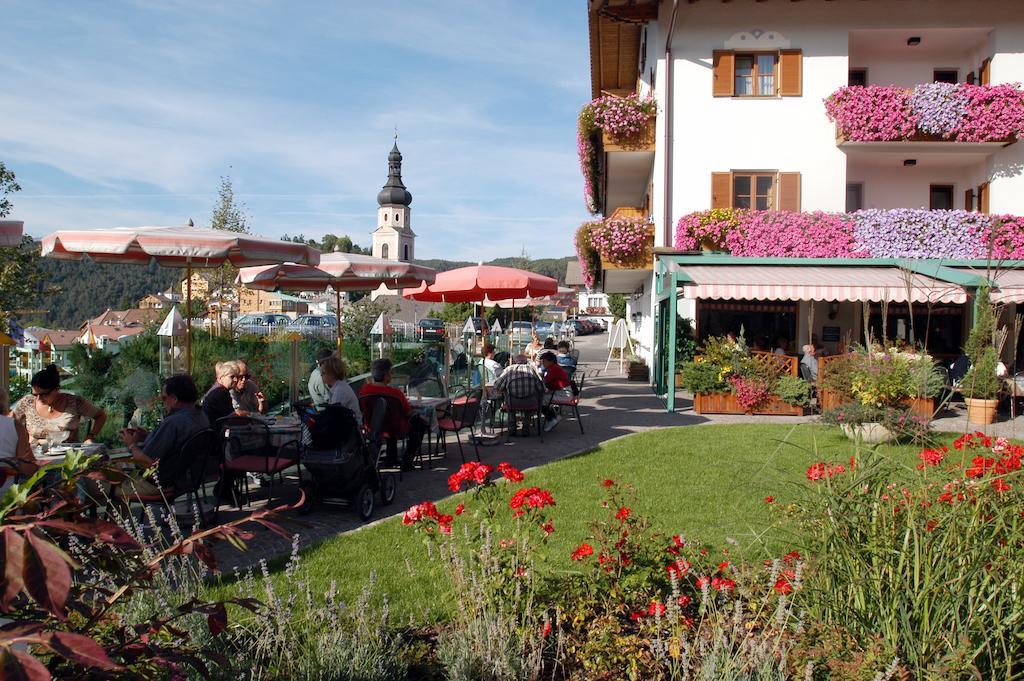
[675, 265, 967, 304]
[975, 268, 1024, 303]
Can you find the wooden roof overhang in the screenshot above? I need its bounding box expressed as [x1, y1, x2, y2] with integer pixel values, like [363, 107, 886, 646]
[588, 0, 660, 99]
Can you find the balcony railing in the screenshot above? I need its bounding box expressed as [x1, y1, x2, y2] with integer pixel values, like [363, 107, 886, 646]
[825, 84, 1024, 144]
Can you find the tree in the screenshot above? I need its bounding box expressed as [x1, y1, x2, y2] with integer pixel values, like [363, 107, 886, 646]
[210, 174, 249, 334]
[431, 302, 476, 324]
[607, 293, 626, 320]
[0, 162, 59, 332]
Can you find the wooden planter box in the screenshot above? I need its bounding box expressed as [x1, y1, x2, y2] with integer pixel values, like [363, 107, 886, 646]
[628, 362, 649, 382]
[602, 243, 654, 271]
[694, 392, 805, 416]
[602, 119, 656, 152]
[819, 390, 935, 420]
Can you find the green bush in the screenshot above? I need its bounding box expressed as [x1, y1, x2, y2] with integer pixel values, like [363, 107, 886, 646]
[675, 316, 697, 364]
[677, 360, 727, 394]
[774, 374, 813, 406]
[961, 346, 1001, 400]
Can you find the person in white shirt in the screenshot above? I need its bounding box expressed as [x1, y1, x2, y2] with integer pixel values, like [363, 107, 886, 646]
[0, 389, 39, 492]
[483, 347, 503, 385]
[320, 355, 361, 423]
[800, 344, 820, 382]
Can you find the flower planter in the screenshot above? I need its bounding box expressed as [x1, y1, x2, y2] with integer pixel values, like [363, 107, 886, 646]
[965, 397, 999, 425]
[820, 391, 934, 421]
[840, 422, 895, 444]
[628, 362, 649, 382]
[694, 392, 804, 416]
[601, 118, 656, 152]
[602, 243, 653, 271]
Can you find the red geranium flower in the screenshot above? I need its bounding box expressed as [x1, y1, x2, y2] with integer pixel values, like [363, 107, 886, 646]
[571, 543, 594, 561]
[764, 495, 775, 504]
[615, 506, 631, 521]
[774, 577, 792, 595]
[993, 478, 1012, 493]
[455, 503, 465, 516]
[602, 479, 615, 487]
[498, 462, 525, 482]
[541, 520, 555, 534]
[647, 601, 666, 616]
[711, 577, 736, 592]
[541, 621, 552, 638]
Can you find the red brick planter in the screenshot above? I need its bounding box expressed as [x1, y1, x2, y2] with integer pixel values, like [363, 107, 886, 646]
[694, 392, 805, 416]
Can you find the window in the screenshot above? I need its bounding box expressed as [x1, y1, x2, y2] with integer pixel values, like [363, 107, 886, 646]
[588, 296, 604, 308]
[403, 244, 409, 261]
[733, 173, 775, 210]
[383, 213, 388, 222]
[848, 68, 867, 87]
[929, 185, 954, 210]
[734, 53, 777, 96]
[933, 69, 958, 84]
[381, 244, 389, 259]
[846, 183, 864, 212]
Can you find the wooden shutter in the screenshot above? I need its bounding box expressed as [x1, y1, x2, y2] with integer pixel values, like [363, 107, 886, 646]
[967, 71, 976, 85]
[776, 172, 801, 212]
[978, 182, 990, 214]
[711, 172, 732, 208]
[980, 58, 991, 85]
[712, 51, 734, 97]
[965, 188, 975, 212]
[778, 49, 803, 97]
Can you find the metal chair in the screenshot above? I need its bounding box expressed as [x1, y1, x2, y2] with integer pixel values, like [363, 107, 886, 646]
[550, 372, 585, 434]
[438, 389, 482, 463]
[126, 428, 219, 526]
[501, 373, 546, 442]
[220, 416, 298, 509]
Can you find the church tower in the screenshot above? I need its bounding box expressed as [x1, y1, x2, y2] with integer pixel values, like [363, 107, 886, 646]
[372, 140, 415, 262]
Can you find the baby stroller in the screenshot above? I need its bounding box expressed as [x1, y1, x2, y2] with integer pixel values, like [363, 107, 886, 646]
[297, 402, 397, 520]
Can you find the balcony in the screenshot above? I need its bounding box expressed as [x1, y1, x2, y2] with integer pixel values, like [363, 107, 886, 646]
[579, 94, 656, 216]
[826, 84, 1022, 160]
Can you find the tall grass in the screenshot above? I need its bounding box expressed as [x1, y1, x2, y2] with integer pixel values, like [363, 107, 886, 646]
[799, 438, 1024, 679]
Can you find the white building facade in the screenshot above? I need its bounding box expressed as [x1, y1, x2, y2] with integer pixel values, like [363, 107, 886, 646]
[586, 0, 1024, 393]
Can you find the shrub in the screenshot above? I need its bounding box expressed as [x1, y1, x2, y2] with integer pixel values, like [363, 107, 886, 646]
[775, 374, 813, 407]
[677, 360, 727, 394]
[799, 435, 1024, 677]
[961, 346, 1001, 399]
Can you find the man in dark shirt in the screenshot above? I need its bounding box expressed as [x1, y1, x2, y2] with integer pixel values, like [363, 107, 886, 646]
[539, 351, 570, 432]
[359, 358, 427, 471]
[117, 374, 210, 498]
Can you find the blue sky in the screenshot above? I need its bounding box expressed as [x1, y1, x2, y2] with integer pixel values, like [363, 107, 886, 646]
[1, 1, 591, 261]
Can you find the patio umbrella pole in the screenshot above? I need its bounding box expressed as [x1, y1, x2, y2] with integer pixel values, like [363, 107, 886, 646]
[186, 259, 192, 373]
[335, 288, 342, 355]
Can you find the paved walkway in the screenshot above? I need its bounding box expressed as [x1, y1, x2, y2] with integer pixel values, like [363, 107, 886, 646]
[214, 337, 1024, 572]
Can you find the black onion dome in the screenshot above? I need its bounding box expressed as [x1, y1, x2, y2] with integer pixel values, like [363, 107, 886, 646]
[376, 142, 413, 206]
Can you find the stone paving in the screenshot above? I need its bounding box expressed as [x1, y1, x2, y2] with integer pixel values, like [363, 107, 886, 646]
[213, 335, 1024, 572]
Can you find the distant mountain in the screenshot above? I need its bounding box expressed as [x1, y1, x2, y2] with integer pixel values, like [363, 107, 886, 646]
[27, 259, 179, 329]
[413, 256, 573, 284]
[22, 254, 575, 330]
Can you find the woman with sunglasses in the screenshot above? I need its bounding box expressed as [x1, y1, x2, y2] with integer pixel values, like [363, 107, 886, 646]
[12, 364, 107, 446]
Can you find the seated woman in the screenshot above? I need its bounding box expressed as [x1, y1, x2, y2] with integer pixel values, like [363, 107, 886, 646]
[0, 389, 39, 492]
[524, 333, 544, 362]
[321, 355, 362, 423]
[202, 361, 241, 425]
[14, 364, 107, 446]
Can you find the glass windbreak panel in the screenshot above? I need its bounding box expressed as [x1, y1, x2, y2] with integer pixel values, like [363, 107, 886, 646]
[734, 55, 754, 96]
[756, 54, 776, 95]
[755, 175, 774, 210]
[733, 175, 751, 208]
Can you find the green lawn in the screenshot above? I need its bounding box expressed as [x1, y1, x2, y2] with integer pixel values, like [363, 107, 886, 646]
[213, 423, 940, 621]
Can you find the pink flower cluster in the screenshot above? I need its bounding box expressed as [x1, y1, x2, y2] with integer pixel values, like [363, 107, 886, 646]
[589, 216, 655, 267]
[724, 210, 861, 257]
[577, 93, 656, 215]
[727, 375, 771, 411]
[575, 221, 604, 288]
[825, 86, 918, 141]
[825, 83, 1024, 142]
[674, 208, 1024, 259]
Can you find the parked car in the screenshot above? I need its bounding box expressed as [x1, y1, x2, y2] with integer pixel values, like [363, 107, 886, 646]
[417, 317, 446, 341]
[236, 313, 290, 336]
[286, 315, 338, 339]
[563, 319, 591, 336]
[534, 321, 557, 337]
[464, 317, 490, 335]
[509, 321, 533, 342]
[583, 317, 608, 332]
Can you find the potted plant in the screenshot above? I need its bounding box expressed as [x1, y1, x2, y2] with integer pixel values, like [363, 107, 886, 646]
[961, 287, 1001, 425]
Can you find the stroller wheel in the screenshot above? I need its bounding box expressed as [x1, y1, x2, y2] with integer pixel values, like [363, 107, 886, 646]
[297, 481, 315, 516]
[379, 472, 397, 506]
[354, 483, 375, 521]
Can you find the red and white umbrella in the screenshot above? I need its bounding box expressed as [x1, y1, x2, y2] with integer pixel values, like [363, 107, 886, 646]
[40, 224, 321, 369]
[0, 221, 24, 248]
[238, 253, 436, 352]
[403, 264, 557, 303]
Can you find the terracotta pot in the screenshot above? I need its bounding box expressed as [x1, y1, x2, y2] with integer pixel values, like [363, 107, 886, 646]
[965, 397, 999, 425]
[840, 422, 895, 444]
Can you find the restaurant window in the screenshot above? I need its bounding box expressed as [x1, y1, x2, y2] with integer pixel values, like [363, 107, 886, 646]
[933, 69, 958, 84]
[734, 53, 778, 96]
[848, 68, 867, 87]
[733, 173, 775, 210]
[929, 184, 954, 210]
[846, 183, 864, 212]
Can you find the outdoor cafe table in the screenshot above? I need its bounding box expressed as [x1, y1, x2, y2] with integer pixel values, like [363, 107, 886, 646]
[262, 415, 302, 449]
[33, 442, 111, 466]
